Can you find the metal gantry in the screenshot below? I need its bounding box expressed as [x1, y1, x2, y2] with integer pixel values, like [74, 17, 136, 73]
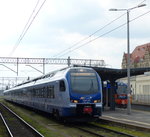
[0, 57, 105, 65]
[0, 56, 106, 75]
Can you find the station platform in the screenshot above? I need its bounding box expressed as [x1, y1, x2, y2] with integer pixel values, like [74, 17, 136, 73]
[101, 107, 150, 130]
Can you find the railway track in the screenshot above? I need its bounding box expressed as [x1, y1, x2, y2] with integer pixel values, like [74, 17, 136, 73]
[0, 103, 44, 137]
[0, 112, 11, 137]
[72, 123, 137, 137]
[132, 104, 150, 112]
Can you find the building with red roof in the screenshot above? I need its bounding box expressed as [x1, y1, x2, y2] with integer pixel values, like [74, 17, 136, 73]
[122, 43, 150, 68]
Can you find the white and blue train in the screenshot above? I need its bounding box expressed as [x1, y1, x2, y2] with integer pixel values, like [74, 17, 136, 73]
[4, 67, 103, 120]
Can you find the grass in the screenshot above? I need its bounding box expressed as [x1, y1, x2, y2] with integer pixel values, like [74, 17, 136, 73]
[0, 100, 95, 137]
[0, 121, 9, 137]
[3, 102, 62, 137]
[92, 122, 150, 137]
[2, 98, 149, 137]
[0, 98, 10, 137]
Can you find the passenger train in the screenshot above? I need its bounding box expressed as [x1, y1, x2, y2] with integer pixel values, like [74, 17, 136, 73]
[115, 82, 132, 108]
[4, 67, 103, 121]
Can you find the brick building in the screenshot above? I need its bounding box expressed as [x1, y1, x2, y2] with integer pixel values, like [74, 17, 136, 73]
[122, 43, 150, 69]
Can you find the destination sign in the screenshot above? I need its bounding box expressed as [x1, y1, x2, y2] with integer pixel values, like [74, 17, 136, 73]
[70, 72, 95, 76]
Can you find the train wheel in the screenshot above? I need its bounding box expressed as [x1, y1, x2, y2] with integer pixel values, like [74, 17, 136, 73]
[55, 110, 60, 120]
[53, 109, 60, 120]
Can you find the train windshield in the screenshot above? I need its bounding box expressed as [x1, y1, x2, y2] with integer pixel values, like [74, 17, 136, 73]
[117, 85, 127, 94]
[70, 71, 99, 94]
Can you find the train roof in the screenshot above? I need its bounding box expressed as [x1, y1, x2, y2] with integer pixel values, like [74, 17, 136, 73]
[15, 67, 69, 86]
[4, 66, 95, 92]
[18, 66, 94, 85]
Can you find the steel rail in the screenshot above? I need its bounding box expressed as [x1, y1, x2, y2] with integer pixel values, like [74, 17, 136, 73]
[99, 116, 150, 131]
[0, 103, 44, 137]
[0, 112, 13, 137]
[74, 126, 105, 137]
[72, 122, 137, 137]
[88, 123, 136, 137]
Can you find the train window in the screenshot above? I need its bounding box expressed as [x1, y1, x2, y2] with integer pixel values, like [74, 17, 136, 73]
[39, 89, 41, 97]
[48, 87, 51, 98]
[51, 86, 55, 98]
[59, 80, 66, 92]
[42, 88, 44, 97]
[36, 89, 40, 97]
[41, 88, 43, 98]
[42, 87, 45, 98]
[27, 89, 31, 97]
[70, 72, 98, 94]
[46, 87, 49, 98]
[47, 86, 55, 98]
[32, 88, 36, 97]
[44, 87, 47, 98]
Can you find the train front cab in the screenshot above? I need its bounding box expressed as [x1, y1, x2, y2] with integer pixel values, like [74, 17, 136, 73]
[65, 68, 103, 120]
[115, 82, 132, 108]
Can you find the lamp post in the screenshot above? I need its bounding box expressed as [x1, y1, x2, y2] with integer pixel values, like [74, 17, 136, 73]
[109, 4, 146, 114]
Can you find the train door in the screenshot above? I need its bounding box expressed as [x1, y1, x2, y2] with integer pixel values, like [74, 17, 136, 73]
[54, 80, 67, 105]
[59, 80, 68, 106]
[53, 80, 68, 117]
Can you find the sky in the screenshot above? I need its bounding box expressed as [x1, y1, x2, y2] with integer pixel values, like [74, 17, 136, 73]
[0, 0, 150, 80]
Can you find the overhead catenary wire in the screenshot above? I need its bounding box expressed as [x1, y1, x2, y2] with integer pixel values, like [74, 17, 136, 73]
[57, 10, 150, 57]
[53, 12, 127, 58]
[54, 0, 148, 58]
[138, 0, 146, 5]
[9, 0, 47, 56]
[16, 0, 40, 45]
[9, 0, 40, 56]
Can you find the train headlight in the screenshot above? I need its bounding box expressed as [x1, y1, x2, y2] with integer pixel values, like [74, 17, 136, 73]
[71, 100, 78, 103]
[94, 100, 101, 103]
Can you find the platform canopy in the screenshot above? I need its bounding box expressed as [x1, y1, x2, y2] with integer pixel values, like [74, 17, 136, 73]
[91, 67, 150, 81]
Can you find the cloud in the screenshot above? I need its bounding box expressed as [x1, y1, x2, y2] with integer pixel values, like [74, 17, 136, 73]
[49, 30, 127, 68]
[73, 37, 127, 68]
[0, 0, 149, 75]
